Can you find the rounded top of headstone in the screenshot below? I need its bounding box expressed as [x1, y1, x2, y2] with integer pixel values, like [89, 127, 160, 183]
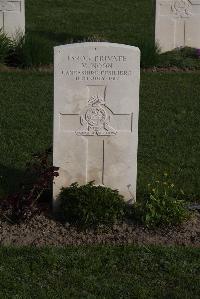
[54, 42, 140, 54]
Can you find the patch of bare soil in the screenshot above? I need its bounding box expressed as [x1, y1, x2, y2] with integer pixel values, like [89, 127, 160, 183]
[0, 212, 199, 247]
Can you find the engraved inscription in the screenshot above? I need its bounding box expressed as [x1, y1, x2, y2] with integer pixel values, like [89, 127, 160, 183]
[0, 0, 7, 11]
[171, 0, 192, 18]
[60, 54, 133, 82]
[0, 0, 21, 12]
[76, 95, 117, 136]
[60, 85, 134, 136]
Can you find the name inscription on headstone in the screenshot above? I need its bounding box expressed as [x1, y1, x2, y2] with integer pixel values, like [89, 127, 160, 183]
[60, 55, 133, 81]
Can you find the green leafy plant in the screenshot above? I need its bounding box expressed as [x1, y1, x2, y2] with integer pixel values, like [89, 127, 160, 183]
[0, 29, 11, 64]
[132, 173, 190, 227]
[136, 39, 160, 68]
[158, 47, 200, 69]
[7, 31, 52, 68]
[0, 148, 59, 223]
[57, 181, 125, 227]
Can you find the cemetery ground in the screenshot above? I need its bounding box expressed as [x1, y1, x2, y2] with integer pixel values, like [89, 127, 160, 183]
[0, 70, 200, 246]
[0, 70, 200, 297]
[0, 246, 200, 298]
[0, 71, 199, 200]
[0, 0, 200, 297]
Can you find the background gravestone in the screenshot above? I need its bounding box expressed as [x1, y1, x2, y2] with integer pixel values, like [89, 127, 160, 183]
[0, 0, 25, 38]
[155, 0, 200, 52]
[53, 43, 140, 203]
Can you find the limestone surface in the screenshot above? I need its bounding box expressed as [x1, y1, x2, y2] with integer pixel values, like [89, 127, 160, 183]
[53, 43, 140, 203]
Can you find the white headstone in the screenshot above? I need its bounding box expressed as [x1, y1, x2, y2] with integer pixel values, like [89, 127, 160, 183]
[155, 0, 200, 52]
[0, 0, 25, 38]
[53, 43, 140, 203]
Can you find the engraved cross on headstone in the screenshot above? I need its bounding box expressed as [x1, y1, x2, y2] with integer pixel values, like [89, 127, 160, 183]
[156, 0, 200, 50]
[60, 85, 134, 185]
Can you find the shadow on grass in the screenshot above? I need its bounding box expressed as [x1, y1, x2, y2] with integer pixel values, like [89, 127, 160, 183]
[29, 30, 88, 44]
[0, 163, 53, 215]
[0, 165, 25, 197]
[0, 164, 49, 198]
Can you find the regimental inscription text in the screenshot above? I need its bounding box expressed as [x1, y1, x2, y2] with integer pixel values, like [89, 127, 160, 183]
[60, 55, 133, 81]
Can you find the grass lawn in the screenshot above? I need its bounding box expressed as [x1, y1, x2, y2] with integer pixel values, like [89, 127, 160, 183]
[0, 72, 53, 194]
[0, 245, 199, 298]
[26, 0, 155, 48]
[0, 71, 199, 200]
[24, 0, 200, 68]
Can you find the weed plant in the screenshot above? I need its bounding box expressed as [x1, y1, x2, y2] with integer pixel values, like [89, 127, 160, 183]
[136, 39, 160, 68]
[0, 29, 11, 64]
[0, 31, 52, 68]
[7, 32, 52, 67]
[158, 47, 200, 69]
[57, 181, 125, 228]
[132, 173, 190, 227]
